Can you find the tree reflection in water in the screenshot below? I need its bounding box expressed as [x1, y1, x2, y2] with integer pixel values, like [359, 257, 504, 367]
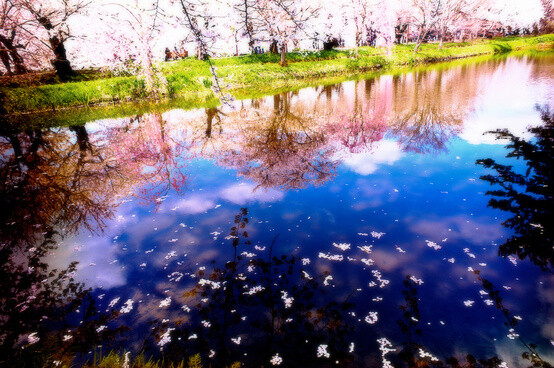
[216, 93, 339, 190]
[326, 80, 388, 154]
[388, 69, 465, 154]
[204, 106, 225, 138]
[392, 275, 552, 368]
[477, 106, 554, 271]
[104, 113, 190, 207]
[0, 59, 551, 366]
[0, 123, 128, 367]
[156, 208, 355, 367]
[472, 270, 552, 368]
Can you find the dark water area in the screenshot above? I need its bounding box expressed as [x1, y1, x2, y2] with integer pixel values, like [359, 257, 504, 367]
[1, 54, 553, 367]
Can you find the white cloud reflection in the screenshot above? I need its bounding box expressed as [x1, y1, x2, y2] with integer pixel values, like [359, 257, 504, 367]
[340, 140, 404, 175]
[48, 236, 126, 289]
[48, 180, 284, 291]
[409, 215, 505, 245]
[220, 183, 284, 204]
[459, 58, 551, 146]
[174, 195, 216, 214]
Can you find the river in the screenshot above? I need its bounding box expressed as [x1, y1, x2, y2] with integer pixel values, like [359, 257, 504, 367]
[1, 53, 553, 367]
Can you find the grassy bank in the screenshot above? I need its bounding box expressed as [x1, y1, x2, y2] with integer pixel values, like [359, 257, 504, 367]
[1, 34, 553, 117]
[68, 352, 238, 368]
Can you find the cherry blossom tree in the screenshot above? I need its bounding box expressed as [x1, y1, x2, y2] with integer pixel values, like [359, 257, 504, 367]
[0, 1, 29, 75]
[539, 0, 554, 32]
[309, 0, 348, 50]
[99, 0, 170, 95]
[233, 0, 261, 53]
[254, 0, 318, 65]
[405, 0, 441, 53]
[487, 0, 545, 33]
[347, 0, 373, 55]
[174, 0, 217, 60]
[434, 0, 484, 49]
[0, 0, 549, 76]
[326, 0, 397, 56]
[372, 0, 397, 52]
[12, 0, 91, 80]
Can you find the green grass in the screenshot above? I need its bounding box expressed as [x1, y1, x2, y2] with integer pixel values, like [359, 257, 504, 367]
[1, 34, 553, 117]
[66, 351, 241, 368]
[83, 351, 189, 368]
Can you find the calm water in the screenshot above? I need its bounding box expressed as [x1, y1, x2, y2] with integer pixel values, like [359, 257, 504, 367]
[1, 54, 553, 367]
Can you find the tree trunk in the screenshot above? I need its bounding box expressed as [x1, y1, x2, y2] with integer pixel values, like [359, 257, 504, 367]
[139, 47, 163, 96]
[414, 30, 424, 54]
[9, 48, 27, 75]
[49, 34, 74, 81]
[269, 40, 278, 54]
[205, 107, 218, 138]
[36, 16, 74, 81]
[69, 125, 91, 152]
[0, 48, 12, 75]
[243, 0, 255, 54]
[355, 31, 361, 57]
[0, 34, 28, 74]
[414, 41, 421, 54]
[280, 43, 287, 66]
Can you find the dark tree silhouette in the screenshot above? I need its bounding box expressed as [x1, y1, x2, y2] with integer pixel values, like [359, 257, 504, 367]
[393, 274, 551, 368]
[0, 123, 128, 367]
[472, 270, 551, 368]
[476, 106, 554, 271]
[154, 208, 355, 368]
[397, 275, 423, 368]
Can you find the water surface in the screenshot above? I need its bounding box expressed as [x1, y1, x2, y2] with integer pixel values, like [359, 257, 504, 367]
[1, 54, 553, 367]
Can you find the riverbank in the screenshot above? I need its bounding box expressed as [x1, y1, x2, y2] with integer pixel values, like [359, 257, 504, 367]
[1, 35, 553, 117]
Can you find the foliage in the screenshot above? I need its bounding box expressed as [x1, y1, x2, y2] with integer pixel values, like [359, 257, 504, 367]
[79, 351, 247, 368]
[149, 208, 356, 367]
[472, 270, 552, 368]
[476, 106, 554, 270]
[397, 275, 423, 367]
[1, 35, 553, 114]
[0, 117, 138, 367]
[394, 274, 553, 368]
